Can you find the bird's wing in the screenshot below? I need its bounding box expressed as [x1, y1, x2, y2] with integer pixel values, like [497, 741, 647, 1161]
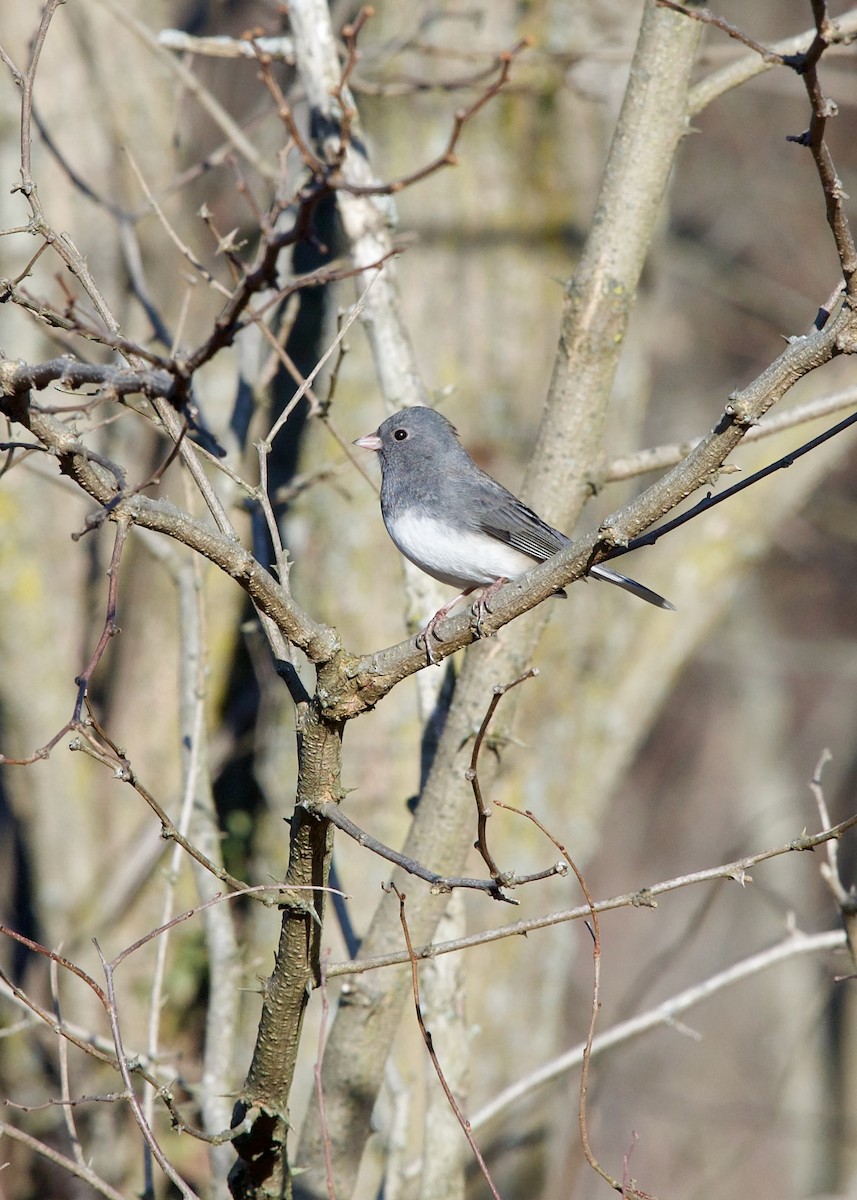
[468, 480, 675, 608]
[474, 492, 568, 563]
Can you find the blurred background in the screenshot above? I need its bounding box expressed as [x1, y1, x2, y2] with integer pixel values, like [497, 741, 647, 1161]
[2, 1, 857, 1197]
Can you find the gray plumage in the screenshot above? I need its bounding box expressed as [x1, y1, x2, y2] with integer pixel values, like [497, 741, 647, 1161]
[355, 405, 673, 618]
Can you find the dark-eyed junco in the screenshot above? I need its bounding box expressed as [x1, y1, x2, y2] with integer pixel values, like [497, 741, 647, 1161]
[355, 405, 673, 657]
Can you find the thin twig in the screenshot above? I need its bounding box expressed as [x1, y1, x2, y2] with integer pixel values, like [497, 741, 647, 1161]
[67, 717, 255, 897]
[339, 40, 532, 197]
[492, 803, 633, 1196]
[262, 265, 385, 446]
[1, 885, 339, 1146]
[92, 0, 277, 180]
[656, 3, 781, 61]
[662, 2, 857, 290]
[388, 884, 503, 1200]
[255, 52, 328, 176]
[0, 925, 106, 1001]
[16, 0, 65, 193]
[688, 9, 857, 116]
[326, 809, 857, 978]
[469, 927, 846, 1135]
[141, 557, 210, 1146]
[809, 749, 857, 970]
[124, 148, 232, 299]
[309, 799, 565, 901]
[95, 940, 202, 1200]
[465, 670, 538, 880]
[49, 954, 86, 1167]
[0, 1119, 127, 1200]
[73, 518, 129, 720]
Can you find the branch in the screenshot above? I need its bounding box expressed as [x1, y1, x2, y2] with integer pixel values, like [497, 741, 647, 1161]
[469, 927, 846, 1133]
[0, 397, 337, 662]
[0, 1119, 127, 1200]
[490, 804, 624, 1194]
[0, 357, 175, 402]
[92, 0, 277, 179]
[602, 383, 857, 483]
[389, 884, 502, 1200]
[158, 29, 296, 63]
[688, 7, 857, 114]
[325, 808, 857, 978]
[784, 12, 857, 294]
[320, 298, 857, 721]
[309, 800, 566, 902]
[466, 670, 540, 882]
[663, 3, 857, 289]
[73, 519, 128, 717]
[94, 940, 201, 1200]
[1, 885, 332, 1146]
[656, 2, 778, 58]
[335, 39, 531, 197]
[626, 400, 857, 554]
[809, 750, 857, 972]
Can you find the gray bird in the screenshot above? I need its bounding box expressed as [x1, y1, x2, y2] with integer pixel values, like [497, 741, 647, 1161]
[354, 405, 673, 656]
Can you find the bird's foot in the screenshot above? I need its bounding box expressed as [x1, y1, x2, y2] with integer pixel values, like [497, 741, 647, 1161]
[472, 577, 508, 638]
[417, 613, 445, 665]
[417, 599, 461, 666]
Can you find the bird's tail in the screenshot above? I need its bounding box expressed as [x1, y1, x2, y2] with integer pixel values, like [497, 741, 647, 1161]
[590, 563, 675, 610]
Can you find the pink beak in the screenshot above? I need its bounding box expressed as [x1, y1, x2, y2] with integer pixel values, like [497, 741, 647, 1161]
[353, 432, 382, 451]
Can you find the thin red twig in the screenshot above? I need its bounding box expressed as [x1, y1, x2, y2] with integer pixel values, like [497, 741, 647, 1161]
[659, 2, 857, 291]
[94, 940, 202, 1200]
[466, 669, 539, 880]
[72, 518, 128, 718]
[388, 883, 503, 1200]
[340, 39, 531, 197]
[490, 802, 655, 1199]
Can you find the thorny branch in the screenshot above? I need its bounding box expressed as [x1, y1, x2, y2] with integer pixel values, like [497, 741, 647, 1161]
[73, 519, 128, 717]
[309, 798, 566, 901]
[326, 807, 857, 979]
[466, 669, 540, 881]
[3, 3, 857, 1197]
[808, 749, 857, 971]
[0, 884, 339, 1149]
[74, 721, 277, 901]
[490, 805, 649, 1197]
[660, 2, 857, 287]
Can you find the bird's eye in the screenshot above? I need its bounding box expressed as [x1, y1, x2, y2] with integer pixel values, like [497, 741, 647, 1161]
[393, 428, 408, 441]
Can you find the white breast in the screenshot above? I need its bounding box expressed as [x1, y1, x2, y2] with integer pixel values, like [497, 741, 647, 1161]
[385, 510, 535, 589]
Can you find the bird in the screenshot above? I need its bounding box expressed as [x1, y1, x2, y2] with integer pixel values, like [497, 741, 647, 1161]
[354, 405, 673, 659]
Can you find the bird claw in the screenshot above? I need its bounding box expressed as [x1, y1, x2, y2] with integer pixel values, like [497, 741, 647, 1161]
[472, 600, 491, 639]
[417, 630, 440, 666]
[416, 579, 508, 663]
[471, 577, 508, 639]
[417, 616, 445, 666]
